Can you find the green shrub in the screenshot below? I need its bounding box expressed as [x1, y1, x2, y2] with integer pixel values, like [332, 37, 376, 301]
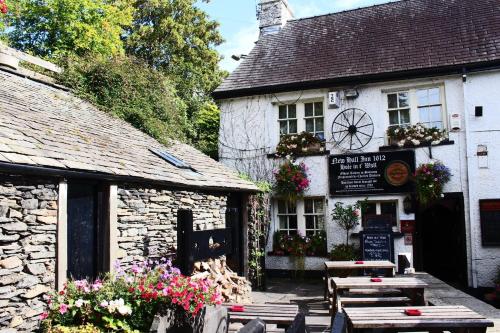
[329, 244, 359, 261]
[58, 55, 189, 145]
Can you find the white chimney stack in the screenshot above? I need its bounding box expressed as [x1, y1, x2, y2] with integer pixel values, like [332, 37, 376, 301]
[258, 0, 293, 35]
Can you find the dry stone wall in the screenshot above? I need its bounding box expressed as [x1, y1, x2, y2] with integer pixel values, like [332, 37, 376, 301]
[117, 185, 228, 265]
[0, 175, 58, 332]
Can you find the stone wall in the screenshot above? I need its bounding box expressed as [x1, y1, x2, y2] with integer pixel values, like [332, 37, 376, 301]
[0, 175, 58, 332]
[117, 185, 228, 265]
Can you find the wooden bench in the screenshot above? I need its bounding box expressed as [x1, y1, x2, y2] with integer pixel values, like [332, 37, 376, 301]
[329, 277, 428, 315]
[324, 261, 396, 300]
[343, 305, 494, 333]
[225, 303, 300, 331]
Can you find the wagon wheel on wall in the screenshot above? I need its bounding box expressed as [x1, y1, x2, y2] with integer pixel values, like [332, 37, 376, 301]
[331, 108, 374, 151]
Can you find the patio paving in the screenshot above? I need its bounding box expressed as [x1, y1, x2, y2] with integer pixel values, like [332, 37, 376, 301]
[251, 273, 500, 333]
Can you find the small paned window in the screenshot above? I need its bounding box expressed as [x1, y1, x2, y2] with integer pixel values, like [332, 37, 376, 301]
[387, 92, 411, 127]
[304, 198, 325, 236]
[279, 104, 298, 135]
[417, 87, 443, 129]
[277, 200, 297, 235]
[361, 201, 398, 227]
[304, 102, 325, 140]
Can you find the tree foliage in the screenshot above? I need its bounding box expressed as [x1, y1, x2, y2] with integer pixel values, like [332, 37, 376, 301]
[58, 55, 188, 144]
[3, 0, 133, 58]
[125, 0, 226, 116]
[194, 102, 220, 159]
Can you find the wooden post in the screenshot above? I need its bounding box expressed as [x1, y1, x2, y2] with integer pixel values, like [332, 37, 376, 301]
[177, 209, 194, 275]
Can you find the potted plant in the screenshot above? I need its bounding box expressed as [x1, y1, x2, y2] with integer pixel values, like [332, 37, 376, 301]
[386, 124, 447, 147]
[273, 160, 310, 200]
[414, 162, 451, 206]
[276, 132, 325, 157]
[40, 259, 224, 333]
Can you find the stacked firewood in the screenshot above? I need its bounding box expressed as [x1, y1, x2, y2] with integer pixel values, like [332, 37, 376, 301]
[192, 257, 252, 304]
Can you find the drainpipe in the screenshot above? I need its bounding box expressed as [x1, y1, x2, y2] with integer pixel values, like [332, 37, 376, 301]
[461, 68, 478, 288]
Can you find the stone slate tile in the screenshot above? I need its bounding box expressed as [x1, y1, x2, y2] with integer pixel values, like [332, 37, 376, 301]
[214, 0, 500, 97]
[0, 70, 257, 192]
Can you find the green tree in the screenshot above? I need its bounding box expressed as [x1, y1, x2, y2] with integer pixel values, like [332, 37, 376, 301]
[58, 55, 189, 144]
[194, 102, 220, 159]
[3, 0, 133, 59]
[125, 0, 226, 117]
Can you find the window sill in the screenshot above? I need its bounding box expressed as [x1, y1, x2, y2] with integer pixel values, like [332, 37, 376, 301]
[267, 252, 328, 258]
[351, 231, 404, 238]
[379, 140, 454, 151]
[267, 150, 330, 159]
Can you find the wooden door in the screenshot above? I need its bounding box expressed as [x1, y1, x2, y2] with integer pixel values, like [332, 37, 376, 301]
[67, 182, 106, 280]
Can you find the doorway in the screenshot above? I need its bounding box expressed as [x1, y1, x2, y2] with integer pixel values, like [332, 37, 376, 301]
[415, 192, 468, 288]
[67, 182, 108, 280]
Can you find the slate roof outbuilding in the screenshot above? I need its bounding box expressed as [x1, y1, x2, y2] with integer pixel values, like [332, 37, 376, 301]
[0, 68, 258, 192]
[214, 0, 500, 98]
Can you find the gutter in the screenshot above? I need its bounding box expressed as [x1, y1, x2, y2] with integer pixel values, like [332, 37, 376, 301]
[0, 162, 259, 194]
[213, 60, 500, 100]
[461, 68, 478, 288]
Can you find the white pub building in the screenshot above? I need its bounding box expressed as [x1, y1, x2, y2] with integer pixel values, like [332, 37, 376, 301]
[214, 0, 500, 289]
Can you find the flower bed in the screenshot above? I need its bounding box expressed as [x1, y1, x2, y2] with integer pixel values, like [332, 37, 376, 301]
[270, 231, 327, 257]
[273, 160, 310, 199]
[41, 259, 223, 333]
[276, 132, 325, 157]
[387, 124, 447, 147]
[415, 162, 451, 206]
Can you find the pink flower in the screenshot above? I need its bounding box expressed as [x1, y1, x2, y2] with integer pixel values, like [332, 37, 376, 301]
[59, 303, 68, 315]
[39, 312, 49, 320]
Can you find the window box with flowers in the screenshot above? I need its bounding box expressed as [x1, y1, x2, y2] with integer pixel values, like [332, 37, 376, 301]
[275, 132, 326, 158]
[270, 230, 327, 257]
[386, 123, 449, 148]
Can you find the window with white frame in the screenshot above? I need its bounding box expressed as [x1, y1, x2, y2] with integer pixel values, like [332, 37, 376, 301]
[387, 91, 411, 127]
[278, 104, 297, 135]
[361, 201, 398, 227]
[417, 87, 443, 129]
[386, 86, 446, 130]
[277, 200, 297, 235]
[304, 198, 325, 236]
[304, 102, 325, 140]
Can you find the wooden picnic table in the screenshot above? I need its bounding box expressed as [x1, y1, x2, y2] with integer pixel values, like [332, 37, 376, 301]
[324, 261, 396, 300]
[225, 303, 299, 329]
[329, 276, 428, 314]
[343, 305, 494, 333]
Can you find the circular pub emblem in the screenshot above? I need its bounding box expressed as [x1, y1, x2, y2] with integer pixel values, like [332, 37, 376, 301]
[385, 161, 411, 186]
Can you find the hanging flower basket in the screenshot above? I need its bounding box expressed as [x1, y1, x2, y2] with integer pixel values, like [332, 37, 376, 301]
[415, 162, 451, 206]
[387, 124, 447, 147]
[273, 160, 310, 199]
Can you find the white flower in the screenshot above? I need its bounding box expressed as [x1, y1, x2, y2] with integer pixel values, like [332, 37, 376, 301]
[100, 300, 109, 308]
[397, 140, 405, 147]
[431, 140, 441, 145]
[411, 139, 420, 145]
[395, 129, 400, 134]
[75, 299, 85, 308]
[118, 304, 132, 316]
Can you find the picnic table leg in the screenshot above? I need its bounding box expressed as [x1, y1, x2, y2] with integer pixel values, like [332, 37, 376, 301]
[384, 267, 395, 277]
[324, 268, 329, 301]
[405, 288, 426, 306]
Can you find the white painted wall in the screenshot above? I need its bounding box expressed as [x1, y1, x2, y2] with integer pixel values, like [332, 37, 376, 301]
[463, 70, 500, 287]
[219, 71, 500, 287]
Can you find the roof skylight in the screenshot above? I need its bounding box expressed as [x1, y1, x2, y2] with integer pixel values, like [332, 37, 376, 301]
[150, 148, 192, 169]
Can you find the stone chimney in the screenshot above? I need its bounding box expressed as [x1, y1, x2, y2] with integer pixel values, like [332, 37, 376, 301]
[258, 0, 293, 35]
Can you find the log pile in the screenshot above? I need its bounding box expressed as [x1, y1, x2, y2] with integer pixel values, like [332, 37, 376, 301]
[192, 257, 252, 304]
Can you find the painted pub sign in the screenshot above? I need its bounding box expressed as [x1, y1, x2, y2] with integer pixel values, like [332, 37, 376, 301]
[329, 150, 416, 196]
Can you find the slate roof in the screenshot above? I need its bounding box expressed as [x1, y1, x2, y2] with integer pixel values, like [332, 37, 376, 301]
[215, 0, 500, 99]
[0, 68, 258, 192]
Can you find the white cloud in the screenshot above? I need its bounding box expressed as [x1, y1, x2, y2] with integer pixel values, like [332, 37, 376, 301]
[218, 22, 259, 72]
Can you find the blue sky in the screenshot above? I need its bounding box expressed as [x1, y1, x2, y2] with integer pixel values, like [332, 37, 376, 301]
[196, 0, 394, 72]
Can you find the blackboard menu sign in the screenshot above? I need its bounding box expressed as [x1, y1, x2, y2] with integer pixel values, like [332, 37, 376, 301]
[361, 233, 394, 262]
[480, 200, 500, 246]
[329, 150, 415, 196]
